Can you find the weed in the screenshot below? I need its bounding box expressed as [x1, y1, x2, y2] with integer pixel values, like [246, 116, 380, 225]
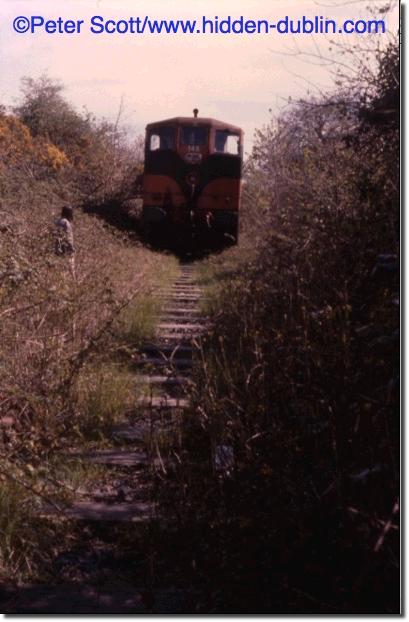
[72, 364, 135, 440]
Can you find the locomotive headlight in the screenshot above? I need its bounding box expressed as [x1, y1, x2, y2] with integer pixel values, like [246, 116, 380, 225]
[186, 172, 199, 186]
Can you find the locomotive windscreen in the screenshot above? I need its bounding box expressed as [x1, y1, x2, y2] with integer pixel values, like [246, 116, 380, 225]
[181, 126, 208, 146]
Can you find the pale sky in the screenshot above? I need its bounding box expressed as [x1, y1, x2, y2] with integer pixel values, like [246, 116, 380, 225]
[0, 0, 399, 154]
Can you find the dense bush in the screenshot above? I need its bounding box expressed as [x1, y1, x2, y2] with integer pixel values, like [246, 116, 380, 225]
[10, 76, 144, 205]
[170, 40, 399, 613]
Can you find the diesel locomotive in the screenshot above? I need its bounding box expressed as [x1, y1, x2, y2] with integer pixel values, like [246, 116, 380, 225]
[140, 110, 243, 249]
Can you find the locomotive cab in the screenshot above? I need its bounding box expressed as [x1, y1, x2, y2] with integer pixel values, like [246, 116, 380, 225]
[141, 110, 243, 249]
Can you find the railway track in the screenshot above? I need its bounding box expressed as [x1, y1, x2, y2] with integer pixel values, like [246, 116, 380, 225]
[3, 264, 206, 614]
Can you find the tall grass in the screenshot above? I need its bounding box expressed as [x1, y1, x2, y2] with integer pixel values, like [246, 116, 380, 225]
[73, 364, 135, 440]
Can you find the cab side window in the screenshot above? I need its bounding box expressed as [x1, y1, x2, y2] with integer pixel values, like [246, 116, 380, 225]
[149, 127, 175, 151]
[215, 130, 240, 155]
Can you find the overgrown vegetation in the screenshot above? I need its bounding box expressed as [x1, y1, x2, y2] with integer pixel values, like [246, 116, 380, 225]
[0, 76, 177, 579]
[168, 36, 399, 613]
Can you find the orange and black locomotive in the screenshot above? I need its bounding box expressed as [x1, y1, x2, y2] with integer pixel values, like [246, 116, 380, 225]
[140, 110, 243, 248]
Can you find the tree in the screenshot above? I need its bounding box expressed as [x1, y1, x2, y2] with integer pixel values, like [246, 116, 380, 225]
[14, 76, 90, 157]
